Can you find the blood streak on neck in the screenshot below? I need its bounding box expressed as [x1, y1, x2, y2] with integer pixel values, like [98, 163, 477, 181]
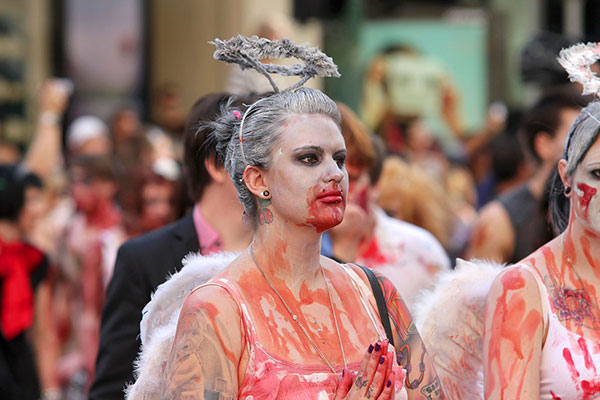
[577, 183, 597, 220]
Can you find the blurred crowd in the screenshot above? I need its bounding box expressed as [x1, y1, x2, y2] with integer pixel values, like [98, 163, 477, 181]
[0, 25, 595, 400]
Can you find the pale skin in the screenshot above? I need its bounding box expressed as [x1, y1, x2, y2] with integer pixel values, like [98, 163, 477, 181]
[483, 135, 600, 399]
[163, 114, 445, 399]
[467, 108, 581, 263]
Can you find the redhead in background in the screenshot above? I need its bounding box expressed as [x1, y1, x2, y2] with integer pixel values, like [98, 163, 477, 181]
[328, 103, 450, 309]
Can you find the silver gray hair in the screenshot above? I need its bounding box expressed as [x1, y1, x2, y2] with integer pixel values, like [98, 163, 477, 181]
[207, 87, 341, 225]
[550, 100, 600, 233]
[564, 101, 600, 176]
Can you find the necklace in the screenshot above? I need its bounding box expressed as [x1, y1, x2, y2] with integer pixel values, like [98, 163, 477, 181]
[561, 235, 600, 326]
[249, 246, 348, 373]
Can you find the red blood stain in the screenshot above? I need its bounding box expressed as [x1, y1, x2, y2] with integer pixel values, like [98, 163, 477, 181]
[500, 269, 526, 291]
[550, 391, 562, 399]
[563, 348, 580, 380]
[577, 183, 597, 220]
[359, 237, 388, 266]
[190, 300, 238, 364]
[581, 236, 600, 272]
[236, 239, 373, 362]
[581, 379, 600, 399]
[542, 246, 566, 289]
[578, 337, 597, 374]
[502, 295, 527, 359]
[305, 184, 345, 233]
[486, 268, 542, 399]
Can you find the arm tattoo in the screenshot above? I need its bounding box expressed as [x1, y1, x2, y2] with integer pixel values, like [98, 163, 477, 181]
[373, 270, 432, 392]
[397, 342, 426, 389]
[162, 304, 236, 399]
[373, 270, 414, 343]
[420, 377, 442, 400]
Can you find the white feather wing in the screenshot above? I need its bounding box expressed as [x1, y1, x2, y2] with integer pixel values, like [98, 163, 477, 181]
[413, 259, 504, 400]
[125, 251, 238, 400]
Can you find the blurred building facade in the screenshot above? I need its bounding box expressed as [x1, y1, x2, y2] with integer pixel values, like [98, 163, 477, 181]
[0, 0, 597, 146]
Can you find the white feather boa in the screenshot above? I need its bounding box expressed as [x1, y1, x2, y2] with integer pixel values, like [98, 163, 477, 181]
[413, 259, 505, 400]
[125, 251, 238, 400]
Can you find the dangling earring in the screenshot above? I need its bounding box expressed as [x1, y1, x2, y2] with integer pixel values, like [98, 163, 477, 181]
[258, 191, 273, 225]
[564, 186, 572, 195]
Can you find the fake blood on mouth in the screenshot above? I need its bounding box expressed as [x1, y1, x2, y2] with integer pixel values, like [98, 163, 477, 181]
[305, 184, 345, 233]
[578, 183, 597, 220]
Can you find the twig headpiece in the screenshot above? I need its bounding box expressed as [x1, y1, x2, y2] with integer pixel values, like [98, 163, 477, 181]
[211, 35, 340, 162]
[557, 42, 600, 158]
[211, 35, 340, 94]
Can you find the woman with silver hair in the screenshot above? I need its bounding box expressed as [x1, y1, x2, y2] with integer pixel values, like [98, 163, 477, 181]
[160, 36, 444, 400]
[483, 44, 600, 399]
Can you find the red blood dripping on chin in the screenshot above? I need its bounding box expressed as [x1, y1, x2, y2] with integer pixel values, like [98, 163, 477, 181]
[550, 391, 562, 400]
[305, 184, 345, 233]
[577, 183, 597, 220]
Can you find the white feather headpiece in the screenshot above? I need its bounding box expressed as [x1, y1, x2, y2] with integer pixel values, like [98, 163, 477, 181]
[557, 42, 600, 97]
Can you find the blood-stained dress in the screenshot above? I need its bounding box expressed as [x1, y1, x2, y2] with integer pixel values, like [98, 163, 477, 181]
[200, 264, 408, 399]
[520, 263, 600, 399]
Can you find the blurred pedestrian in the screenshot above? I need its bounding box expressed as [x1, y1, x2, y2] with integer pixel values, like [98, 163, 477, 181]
[466, 90, 585, 263]
[328, 103, 450, 309]
[0, 165, 49, 400]
[54, 155, 125, 395]
[90, 93, 256, 399]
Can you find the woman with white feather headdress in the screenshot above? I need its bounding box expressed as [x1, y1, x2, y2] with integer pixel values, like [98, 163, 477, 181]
[415, 42, 600, 399]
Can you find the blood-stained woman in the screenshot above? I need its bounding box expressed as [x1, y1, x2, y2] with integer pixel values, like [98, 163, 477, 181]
[484, 43, 600, 399]
[158, 36, 446, 400]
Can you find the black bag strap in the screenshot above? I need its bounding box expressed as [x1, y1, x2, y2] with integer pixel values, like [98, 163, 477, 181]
[355, 264, 395, 348]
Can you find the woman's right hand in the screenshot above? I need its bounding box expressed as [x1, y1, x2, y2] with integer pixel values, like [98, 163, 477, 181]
[334, 340, 397, 400]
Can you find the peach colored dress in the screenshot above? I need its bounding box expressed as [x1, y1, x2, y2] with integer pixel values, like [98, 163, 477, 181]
[202, 264, 407, 399]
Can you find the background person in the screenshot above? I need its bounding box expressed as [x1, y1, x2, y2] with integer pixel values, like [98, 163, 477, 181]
[90, 92, 257, 399]
[466, 90, 585, 263]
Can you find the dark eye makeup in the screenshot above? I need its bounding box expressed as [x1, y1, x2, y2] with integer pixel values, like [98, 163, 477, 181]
[298, 153, 320, 165]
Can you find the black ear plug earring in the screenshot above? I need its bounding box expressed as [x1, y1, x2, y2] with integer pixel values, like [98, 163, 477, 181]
[564, 186, 571, 195]
[263, 190, 271, 198]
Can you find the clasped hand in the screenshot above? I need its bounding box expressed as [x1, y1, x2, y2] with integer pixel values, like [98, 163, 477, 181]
[334, 339, 406, 400]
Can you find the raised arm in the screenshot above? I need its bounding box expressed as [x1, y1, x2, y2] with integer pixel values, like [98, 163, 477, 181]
[373, 270, 445, 400]
[483, 266, 544, 399]
[162, 285, 243, 400]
